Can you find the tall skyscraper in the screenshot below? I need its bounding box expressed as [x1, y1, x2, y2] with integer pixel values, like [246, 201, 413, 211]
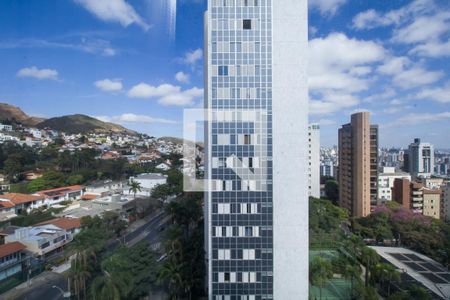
[309, 124, 320, 199]
[338, 112, 378, 217]
[204, 0, 308, 299]
[408, 138, 435, 180]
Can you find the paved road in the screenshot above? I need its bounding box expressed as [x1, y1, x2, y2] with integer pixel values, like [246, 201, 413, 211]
[124, 211, 165, 244]
[1, 212, 169, 300]
[3, 272, 68, 300]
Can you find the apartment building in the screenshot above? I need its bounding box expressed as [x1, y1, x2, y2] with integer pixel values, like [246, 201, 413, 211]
[423, 189, 441, 219]
[392, 179, 424, 214]
[377, 167, 411, 205]
[338, 112, 378, 217]
[205, 0, 309, 298]
[408, 138, 434, 180]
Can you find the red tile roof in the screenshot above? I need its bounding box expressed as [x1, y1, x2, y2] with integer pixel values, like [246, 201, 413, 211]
[0, 242, 26, 258]
[0, 193, 45, 205]
[0, 201, 15, 209]
[36, 185, 84, 198]
[36, 217, 81, 231]
[82, 194, 98, 200]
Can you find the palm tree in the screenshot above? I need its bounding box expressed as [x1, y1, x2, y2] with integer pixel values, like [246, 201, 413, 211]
[128, 179, 142, 199]
[343, 264, 362, 299]
[310, 256, 334, 300]
[70, 252, 93, 300]
[361, 247, 380, 287]
[158, 240, 187, 300]
[373, 263, 401, 296]
[90, 270, 132, 300]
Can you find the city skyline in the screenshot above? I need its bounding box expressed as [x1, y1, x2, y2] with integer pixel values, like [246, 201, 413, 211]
[1, 0, 450, 148]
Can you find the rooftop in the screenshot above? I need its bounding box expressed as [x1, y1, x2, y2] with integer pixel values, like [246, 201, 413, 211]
[370, 246, 450, 299]
[0, 193, 45, 205]
[36, 185, 84, 197]
[36, 217, 81, 231]
[0, 242, 26, 258]
[133, 173, 167, 180]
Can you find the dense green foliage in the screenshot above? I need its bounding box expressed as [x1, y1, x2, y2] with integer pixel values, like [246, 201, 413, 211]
[159, 192, 205, 299]
[309, 198, 437, 300]
[353, 202, 450, 268]
[324, 179, 339, 205]
[309, 197, 348, 249]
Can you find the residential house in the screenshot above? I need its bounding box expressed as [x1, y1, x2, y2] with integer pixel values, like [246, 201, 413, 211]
[85, 180, 126, 197]
[0, 174, 10, 193]
[0, 124, 13, 132]
[100, 151, 122, 160]
[36, 217, 81, 235]
[0, 242, 27, 281]
[36, 185, 85, 206]
[128, 173, 167, 196]
[5, 225, 74, 258]
[0, 193, 46, 217]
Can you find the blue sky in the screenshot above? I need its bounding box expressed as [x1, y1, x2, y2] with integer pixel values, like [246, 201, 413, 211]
[0, 0, 449, 148]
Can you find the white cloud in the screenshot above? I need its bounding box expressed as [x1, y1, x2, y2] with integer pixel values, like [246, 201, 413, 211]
[377, 56, 411, 75]
[352, 1, 450, 59]
[94, 113, 177, 125]
[175, 71, 190, 84]
[392, 12, 450, 44]
[392, 67, 443, 89]
[94, 79, 123, 92]
[179, 49, 203, 67]
[309, 0, 347, 16]
[17, 66, 59, 80]
[128, 83, 203, 106]
[410, 39, 450, 58]
[74, 0, 150, 30]
[352, 0, 435, 30]
[0, 37, 118, 57]
[417, 84, 450, 103]
[377, 56, 444, 89]
[384, 112, 450, 128]
[310, 93, 359, 115]
[159, 87, 203, 106]
[128, 83, 180, 98]
[308, 33, 385, 115]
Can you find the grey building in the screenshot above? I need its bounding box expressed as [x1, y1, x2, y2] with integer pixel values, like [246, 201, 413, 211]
[408, 138, 435, 180]
[205, 0, 308, 299]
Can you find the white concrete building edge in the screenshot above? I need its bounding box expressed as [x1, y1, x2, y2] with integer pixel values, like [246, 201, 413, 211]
[272, 0, 309, 298]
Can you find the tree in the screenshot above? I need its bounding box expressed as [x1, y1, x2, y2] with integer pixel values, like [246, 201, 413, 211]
[355, 284, 379, 300]
[373, 263, 401, 296]
[324, 179, 339, 205]
[310, 256, 334, 300]
[128, 180, 142, 199]
[407, 284, 432, 300]
[3, 154, 24, 181]
[90, 270, 132, 300]
[361, 247, 380, 287]
[343, 264, 362, 299]
[158, 240, 186, 300]
[70, 251, 94, 300]
[151, 184, 172, 200]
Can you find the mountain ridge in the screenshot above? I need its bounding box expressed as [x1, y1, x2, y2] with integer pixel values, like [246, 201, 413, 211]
[0, 103, 136, 135]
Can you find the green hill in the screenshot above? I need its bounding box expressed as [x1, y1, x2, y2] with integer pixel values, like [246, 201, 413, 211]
[37, 114, 137, 135]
